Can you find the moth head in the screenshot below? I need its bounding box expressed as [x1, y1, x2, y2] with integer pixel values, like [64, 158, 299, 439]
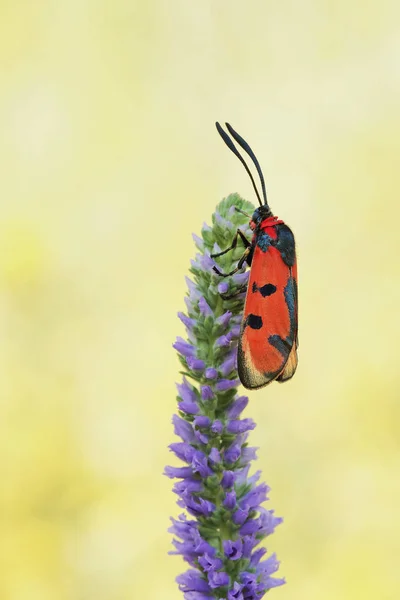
[250, 205, 272, 229]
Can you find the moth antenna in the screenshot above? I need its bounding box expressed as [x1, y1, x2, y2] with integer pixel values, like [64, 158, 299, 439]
[225, 122, 268, 207]
[234, 207, 251, 218]
[216, 121, 263, 207]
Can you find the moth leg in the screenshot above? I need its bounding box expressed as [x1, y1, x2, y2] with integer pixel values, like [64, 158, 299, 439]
[221, 284, 247, 300]
[211, 229, 250, 259]
[213, 246, 251, 277]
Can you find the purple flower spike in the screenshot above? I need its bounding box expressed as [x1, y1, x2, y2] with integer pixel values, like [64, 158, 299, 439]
[233, 506, 250, 525]
[184, 295, 193, 312]
[250, 547, 267, 568]
[192, 450, 213, 478]
[194, 429, 209, 445]
[211, 242, 222, 255]
[209, 571, 230, 589]
[194, 415, 211, 429]
[226, 418, 256, 434]
[258, 509, 284, 536]
[185, 496, 216, 517]
[214, 212, 231, 229]
[200, 253, 215, 271]
[177, 378, 197, 403]
[179, 400, 199, 415]
[220, 354, 237, 377]
[214, 333, 232, 349]
[205, 367, 218, 380]
[168, 195, 284, 598]
[169, 443, 196, 463]
[178, 312, 196, 330]
[192, 233, 205, 251]
[209, 447, 221, 464]
[248, 482, 271, 503]
[165, 465, 193, 479]
[173, 478, 203, 496]
[225, 441, 242, 464]
[172, 415, 195, 443]
[199, 297, 213, 317]
[242, 535, 256, 559]
[185, 276, 199, 295]
[174, 337, 196, 357]
[223, 489, 237, 509]
[232, 270, 250, 286]
[230, 325, 241, 339]
[240, 446, 258, 464]
[182, 590, 212, 600]
[216, 311, 232, 329]
[201, 385, 214, 401]
[190, 257, 201, 271]
[224, 539, 243, 560]
[187, 357, 206, 371]
[227, 396, 249, 419]
[215, 378, 240, 392]
[221, 470, 236, 488]
[199, 553, 223, 573]
[228, 582, 244, 600]
[210, 420, 223, 434]
[177, 570, 212, 594]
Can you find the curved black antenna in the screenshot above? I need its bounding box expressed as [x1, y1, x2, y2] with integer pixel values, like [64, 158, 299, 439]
[215, 122, 263, 207]
[225, 122, 268, 206]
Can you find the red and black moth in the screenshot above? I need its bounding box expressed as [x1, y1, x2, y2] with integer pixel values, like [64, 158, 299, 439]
[212, 122, 298, 389]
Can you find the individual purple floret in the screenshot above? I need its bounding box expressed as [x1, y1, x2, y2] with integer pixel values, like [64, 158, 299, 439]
[167, 194, 285, 599]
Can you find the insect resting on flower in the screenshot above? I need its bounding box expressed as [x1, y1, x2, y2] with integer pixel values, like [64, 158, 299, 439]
[212, 122, 298, 389]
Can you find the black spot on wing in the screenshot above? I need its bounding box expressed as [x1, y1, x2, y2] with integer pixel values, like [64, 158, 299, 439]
[259, 283, 277, 297]
[252, 282, 277, 297]
[246, 314, 263, 329]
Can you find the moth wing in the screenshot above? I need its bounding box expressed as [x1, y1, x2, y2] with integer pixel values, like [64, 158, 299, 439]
[238, 242, 298, 390]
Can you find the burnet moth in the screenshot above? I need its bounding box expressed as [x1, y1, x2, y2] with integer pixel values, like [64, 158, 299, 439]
[212, 122, 298, 389]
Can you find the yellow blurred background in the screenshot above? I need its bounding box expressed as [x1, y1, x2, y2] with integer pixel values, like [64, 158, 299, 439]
[1, 1, 400, 598]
